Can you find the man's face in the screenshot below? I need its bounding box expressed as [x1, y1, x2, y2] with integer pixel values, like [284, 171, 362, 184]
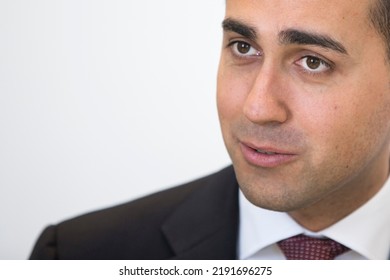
[217, 0, 390, 216]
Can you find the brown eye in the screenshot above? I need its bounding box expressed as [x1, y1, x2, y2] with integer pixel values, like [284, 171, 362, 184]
[306, 57, 322, 69]
[237, 42, 251, 54]
[296, 55, 331, 74]
[229, 41, 260, 58]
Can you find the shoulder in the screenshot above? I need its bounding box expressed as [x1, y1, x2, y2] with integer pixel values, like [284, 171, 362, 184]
[62, 165, 235, 229]
[30, 165, 237, 259]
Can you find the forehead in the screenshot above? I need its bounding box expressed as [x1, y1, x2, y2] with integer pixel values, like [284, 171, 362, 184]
[225, 0, 374, 43]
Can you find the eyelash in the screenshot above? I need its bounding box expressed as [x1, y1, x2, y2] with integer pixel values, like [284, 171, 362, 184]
[227, 40, 262, 59]
[295, 55, 333, 76]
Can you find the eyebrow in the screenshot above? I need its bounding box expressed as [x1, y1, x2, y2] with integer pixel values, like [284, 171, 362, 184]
[279, 29, 348, 54]
[222, 18, 257, 41]
[221, 18, 348, 55]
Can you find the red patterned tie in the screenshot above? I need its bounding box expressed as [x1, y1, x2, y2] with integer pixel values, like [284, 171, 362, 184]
[277, 234, 350, 260]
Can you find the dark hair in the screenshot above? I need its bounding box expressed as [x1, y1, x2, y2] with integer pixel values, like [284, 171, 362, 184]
[369, 0, 390, 59]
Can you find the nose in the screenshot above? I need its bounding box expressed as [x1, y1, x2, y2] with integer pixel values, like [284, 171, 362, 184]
[243, 66, 290, 125]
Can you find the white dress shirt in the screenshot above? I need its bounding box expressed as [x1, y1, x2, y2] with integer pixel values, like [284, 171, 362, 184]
[238, 176, 390, 260]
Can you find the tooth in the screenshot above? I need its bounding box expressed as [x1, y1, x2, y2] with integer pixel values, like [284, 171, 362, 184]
[256, 150, 276, 155]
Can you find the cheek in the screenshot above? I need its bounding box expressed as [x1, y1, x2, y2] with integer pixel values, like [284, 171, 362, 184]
[216, 69, 250, 122]
[301, 83, 390, 168]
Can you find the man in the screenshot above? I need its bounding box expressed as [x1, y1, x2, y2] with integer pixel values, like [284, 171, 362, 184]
[30, 0, 390, 260]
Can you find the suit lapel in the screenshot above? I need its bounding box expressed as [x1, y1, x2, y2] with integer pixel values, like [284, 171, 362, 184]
[161, 166, 239, 259]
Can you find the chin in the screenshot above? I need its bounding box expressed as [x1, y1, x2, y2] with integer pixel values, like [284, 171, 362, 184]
[237, 175, 316, 213]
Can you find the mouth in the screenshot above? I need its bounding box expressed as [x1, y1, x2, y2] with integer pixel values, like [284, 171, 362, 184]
[240, 142, 297, 168]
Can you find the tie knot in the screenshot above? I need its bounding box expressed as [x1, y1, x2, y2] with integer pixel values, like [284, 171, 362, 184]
[277, 234, 350, 260]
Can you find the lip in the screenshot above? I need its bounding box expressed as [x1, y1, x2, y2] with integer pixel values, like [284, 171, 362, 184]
[239, 142, 298, 168]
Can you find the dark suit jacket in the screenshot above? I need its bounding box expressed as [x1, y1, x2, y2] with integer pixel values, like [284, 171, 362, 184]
[30, 166, 239, 259]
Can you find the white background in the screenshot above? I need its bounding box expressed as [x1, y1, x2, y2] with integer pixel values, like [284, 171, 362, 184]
[2, 260, 389, 280]
[0, 0, 230, 259]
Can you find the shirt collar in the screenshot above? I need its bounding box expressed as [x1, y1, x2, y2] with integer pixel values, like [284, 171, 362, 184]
[238, 176, 390, 260]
